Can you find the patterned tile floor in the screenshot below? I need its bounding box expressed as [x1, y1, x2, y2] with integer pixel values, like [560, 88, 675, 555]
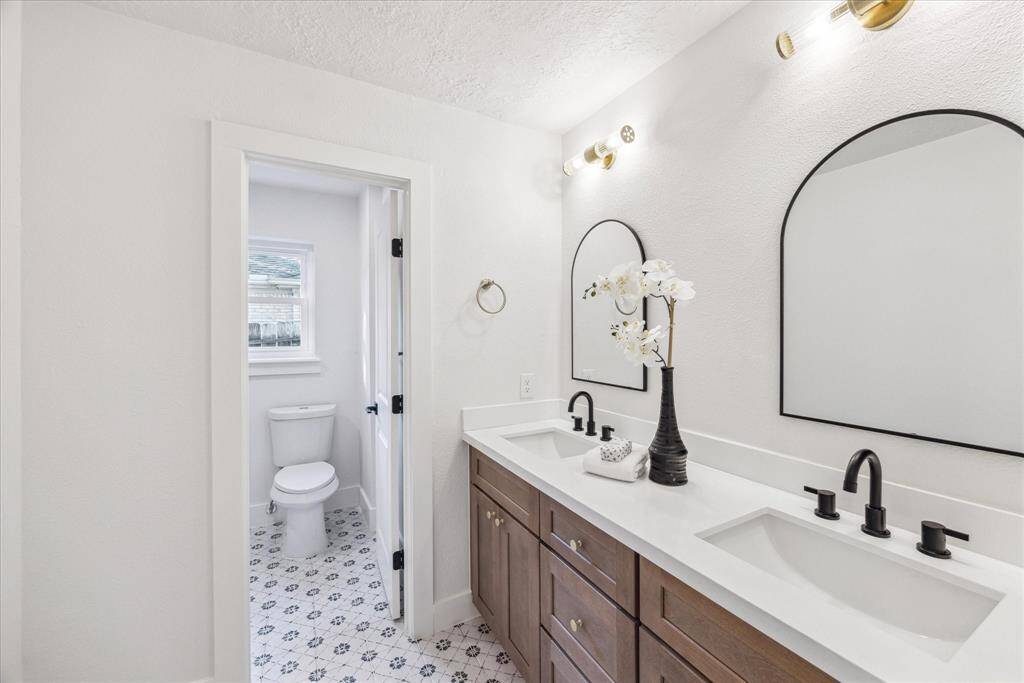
[250, 506, 522, 682]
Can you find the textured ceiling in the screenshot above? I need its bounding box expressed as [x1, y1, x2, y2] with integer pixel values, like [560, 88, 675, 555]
[85, 0, 747, 132]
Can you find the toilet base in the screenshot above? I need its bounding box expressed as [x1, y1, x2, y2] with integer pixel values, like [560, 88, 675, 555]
[282, 501, 328, 558]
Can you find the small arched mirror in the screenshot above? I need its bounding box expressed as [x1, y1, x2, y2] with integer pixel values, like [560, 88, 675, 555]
[782, 110, 1023, 456]
[572, 219, 647, 391]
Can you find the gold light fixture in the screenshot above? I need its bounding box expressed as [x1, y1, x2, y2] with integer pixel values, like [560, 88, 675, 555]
[776, 0, 914, 60]
[563, 125, 636, 176]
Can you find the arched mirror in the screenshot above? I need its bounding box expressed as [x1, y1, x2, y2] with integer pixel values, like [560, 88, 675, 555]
[572, 219, 647, 391]
[782, 110, 1023, 456]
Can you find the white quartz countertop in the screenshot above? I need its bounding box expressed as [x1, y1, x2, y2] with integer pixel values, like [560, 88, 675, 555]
[463, 418, 1024, 682]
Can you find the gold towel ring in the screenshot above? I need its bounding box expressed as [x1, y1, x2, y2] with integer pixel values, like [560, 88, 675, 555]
[476, 278, 507, 314]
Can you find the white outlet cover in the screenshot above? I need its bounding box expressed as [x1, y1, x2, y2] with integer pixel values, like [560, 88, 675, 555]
[520, 373, 535, 399]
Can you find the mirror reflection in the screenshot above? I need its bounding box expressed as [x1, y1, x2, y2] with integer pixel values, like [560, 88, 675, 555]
[782, 111, 1023, 456]
[572, 220, 647, 391]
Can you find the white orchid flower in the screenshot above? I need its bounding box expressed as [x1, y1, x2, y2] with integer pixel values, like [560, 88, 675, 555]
[641, 259, 675, 282]
[586, 258, 695, 368]
[660, 277, 696, 302]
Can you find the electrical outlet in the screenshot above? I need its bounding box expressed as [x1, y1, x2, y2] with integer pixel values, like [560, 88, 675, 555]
[519, 373, 535, 399]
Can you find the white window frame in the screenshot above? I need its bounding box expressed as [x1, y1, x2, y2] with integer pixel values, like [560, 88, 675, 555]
[247, 236, 319, 376]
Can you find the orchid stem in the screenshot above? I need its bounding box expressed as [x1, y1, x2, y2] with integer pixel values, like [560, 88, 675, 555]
[666, 299, 676, 368]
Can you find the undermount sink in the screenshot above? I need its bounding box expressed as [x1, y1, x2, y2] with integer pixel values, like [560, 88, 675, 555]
[700, 510, 1002, 661]
[502, 428, 594, 460]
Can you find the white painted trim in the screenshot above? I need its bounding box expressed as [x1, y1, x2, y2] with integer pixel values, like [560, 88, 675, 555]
[248, 358, 322, 377]
[359, 486, 377, 532]
[433, 590, 479, 632]
[0, 3, 23, 682]
[212, 121, 434, 682]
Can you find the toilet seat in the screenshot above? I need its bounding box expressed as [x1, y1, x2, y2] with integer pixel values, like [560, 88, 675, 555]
[273, 462, 336, 494]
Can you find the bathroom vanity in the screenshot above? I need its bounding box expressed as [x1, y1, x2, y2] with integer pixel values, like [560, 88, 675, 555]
[463, 413, 1024, 682]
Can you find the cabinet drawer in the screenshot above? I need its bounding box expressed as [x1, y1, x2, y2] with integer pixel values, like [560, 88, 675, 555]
[470, 447, 540, 534]
[540, 494, 637, 615]
[639, 627, 711, 683]
[541, 628, 588, 683]
[541, 546, 637, 683]
[639, 558, 833, 683]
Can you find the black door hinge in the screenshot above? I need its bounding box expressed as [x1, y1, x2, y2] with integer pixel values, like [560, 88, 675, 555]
[392, 549, 404, 571]
[392, 395, 403, 414]
[391, 238, 403, 257]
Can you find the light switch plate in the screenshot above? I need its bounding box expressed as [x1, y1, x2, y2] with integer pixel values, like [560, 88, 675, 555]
[519, 373, 535, 399]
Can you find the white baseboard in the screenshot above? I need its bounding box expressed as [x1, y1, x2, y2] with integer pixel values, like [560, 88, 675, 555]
[251, 484, 361, 528]
[433, 589, 478, 632]
[359, 486, 376, 531]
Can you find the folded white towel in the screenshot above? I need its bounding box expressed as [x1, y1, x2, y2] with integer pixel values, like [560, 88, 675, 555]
[600, 437, 632, 462]
[584, 445, 649, 482]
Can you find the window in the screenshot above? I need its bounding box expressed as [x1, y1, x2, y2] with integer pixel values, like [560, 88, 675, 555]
[248, 237, 317, 372]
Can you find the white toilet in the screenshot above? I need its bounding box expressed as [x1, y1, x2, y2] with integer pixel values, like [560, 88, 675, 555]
[269, 403, 339, 558]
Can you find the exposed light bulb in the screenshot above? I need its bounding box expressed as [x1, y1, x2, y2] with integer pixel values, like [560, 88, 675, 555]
[776, 0, 915, 60]
[776, 2, 849, 59]
[563, 125, 636, 177]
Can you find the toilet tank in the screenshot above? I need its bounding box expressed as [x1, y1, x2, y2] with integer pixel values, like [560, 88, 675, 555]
[268, 404, 336, 467]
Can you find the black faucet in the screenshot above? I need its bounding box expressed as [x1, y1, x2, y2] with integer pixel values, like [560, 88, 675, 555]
[842, 449, 891, 538]
[568, 391, 597, 436]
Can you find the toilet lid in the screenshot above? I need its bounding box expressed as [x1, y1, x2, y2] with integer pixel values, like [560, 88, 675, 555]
[274, 462, 336, 494]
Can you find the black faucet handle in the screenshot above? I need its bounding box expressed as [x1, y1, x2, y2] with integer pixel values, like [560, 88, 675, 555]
[572, 416, 584, 432]
[803, 485, 840, 520]
[917, 521, 969, 559]
[600, 425, 615, 441]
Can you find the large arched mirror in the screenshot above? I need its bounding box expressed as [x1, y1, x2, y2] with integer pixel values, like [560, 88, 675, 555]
[782, 110, 1023, 456]
[572, 219, 647, 391]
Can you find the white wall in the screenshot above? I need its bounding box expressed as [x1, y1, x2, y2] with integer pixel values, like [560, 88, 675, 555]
[1, 1, 24, 681]
[248, 183, 363, 519]
[562, 1, 1024, 525]
[19, 2, 561, 681]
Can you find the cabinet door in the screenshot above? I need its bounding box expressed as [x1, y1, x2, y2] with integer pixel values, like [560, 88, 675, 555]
[499, 508, 540, 683]
[541, 629, 589, 683]
[639, 627, 709, 683]
[470, 486, 502, 625]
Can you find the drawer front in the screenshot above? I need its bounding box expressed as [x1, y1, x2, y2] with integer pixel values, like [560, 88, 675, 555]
[541, 546, 637, 683]
[639, 558, 833, 683]
[470, 447, 540, 534]
[541, 629, 588, 683]
[540, 494, 637, 614]
[639, 627, 709, 683]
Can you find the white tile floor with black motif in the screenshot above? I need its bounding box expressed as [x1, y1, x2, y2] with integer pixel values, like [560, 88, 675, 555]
[250, 506, 522, 682]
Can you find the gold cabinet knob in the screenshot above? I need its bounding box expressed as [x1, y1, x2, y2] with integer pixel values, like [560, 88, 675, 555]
[569, 618, 583, 633]
[494, 517, 504, 527]
[485, 510, 494, 520]
[568, 539, 583, 553]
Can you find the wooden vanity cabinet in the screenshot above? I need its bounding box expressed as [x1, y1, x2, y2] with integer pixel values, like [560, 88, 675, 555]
[470, 483, 540, 682]
[469, 446, 834, 683]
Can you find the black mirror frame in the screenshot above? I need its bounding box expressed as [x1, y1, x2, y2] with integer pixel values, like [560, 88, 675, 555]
[571, 219, 648, 392]
[780, 108, 1024, 458]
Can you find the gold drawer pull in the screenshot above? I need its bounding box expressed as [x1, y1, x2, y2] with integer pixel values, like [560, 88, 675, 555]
[494, 517, 504, 527]
[485, 510, 494, 520]
[568, 538, 584, 553]
[569, 618, 583, 633]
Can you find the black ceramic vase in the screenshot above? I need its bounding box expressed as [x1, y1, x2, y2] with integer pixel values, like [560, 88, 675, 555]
[648, 366, 688, 486]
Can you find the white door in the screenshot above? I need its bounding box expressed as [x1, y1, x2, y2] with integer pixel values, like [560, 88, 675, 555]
[371, 186, 404, 620]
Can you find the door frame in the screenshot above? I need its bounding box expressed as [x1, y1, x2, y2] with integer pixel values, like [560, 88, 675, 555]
[210, 120, 434, 682]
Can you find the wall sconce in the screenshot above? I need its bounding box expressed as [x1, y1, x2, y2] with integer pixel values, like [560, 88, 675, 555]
[563, 125, 636, 176]
[776, 0, 913, 59]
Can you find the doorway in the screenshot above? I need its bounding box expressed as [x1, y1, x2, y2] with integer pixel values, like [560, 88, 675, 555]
[211, 122, 434, 682]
